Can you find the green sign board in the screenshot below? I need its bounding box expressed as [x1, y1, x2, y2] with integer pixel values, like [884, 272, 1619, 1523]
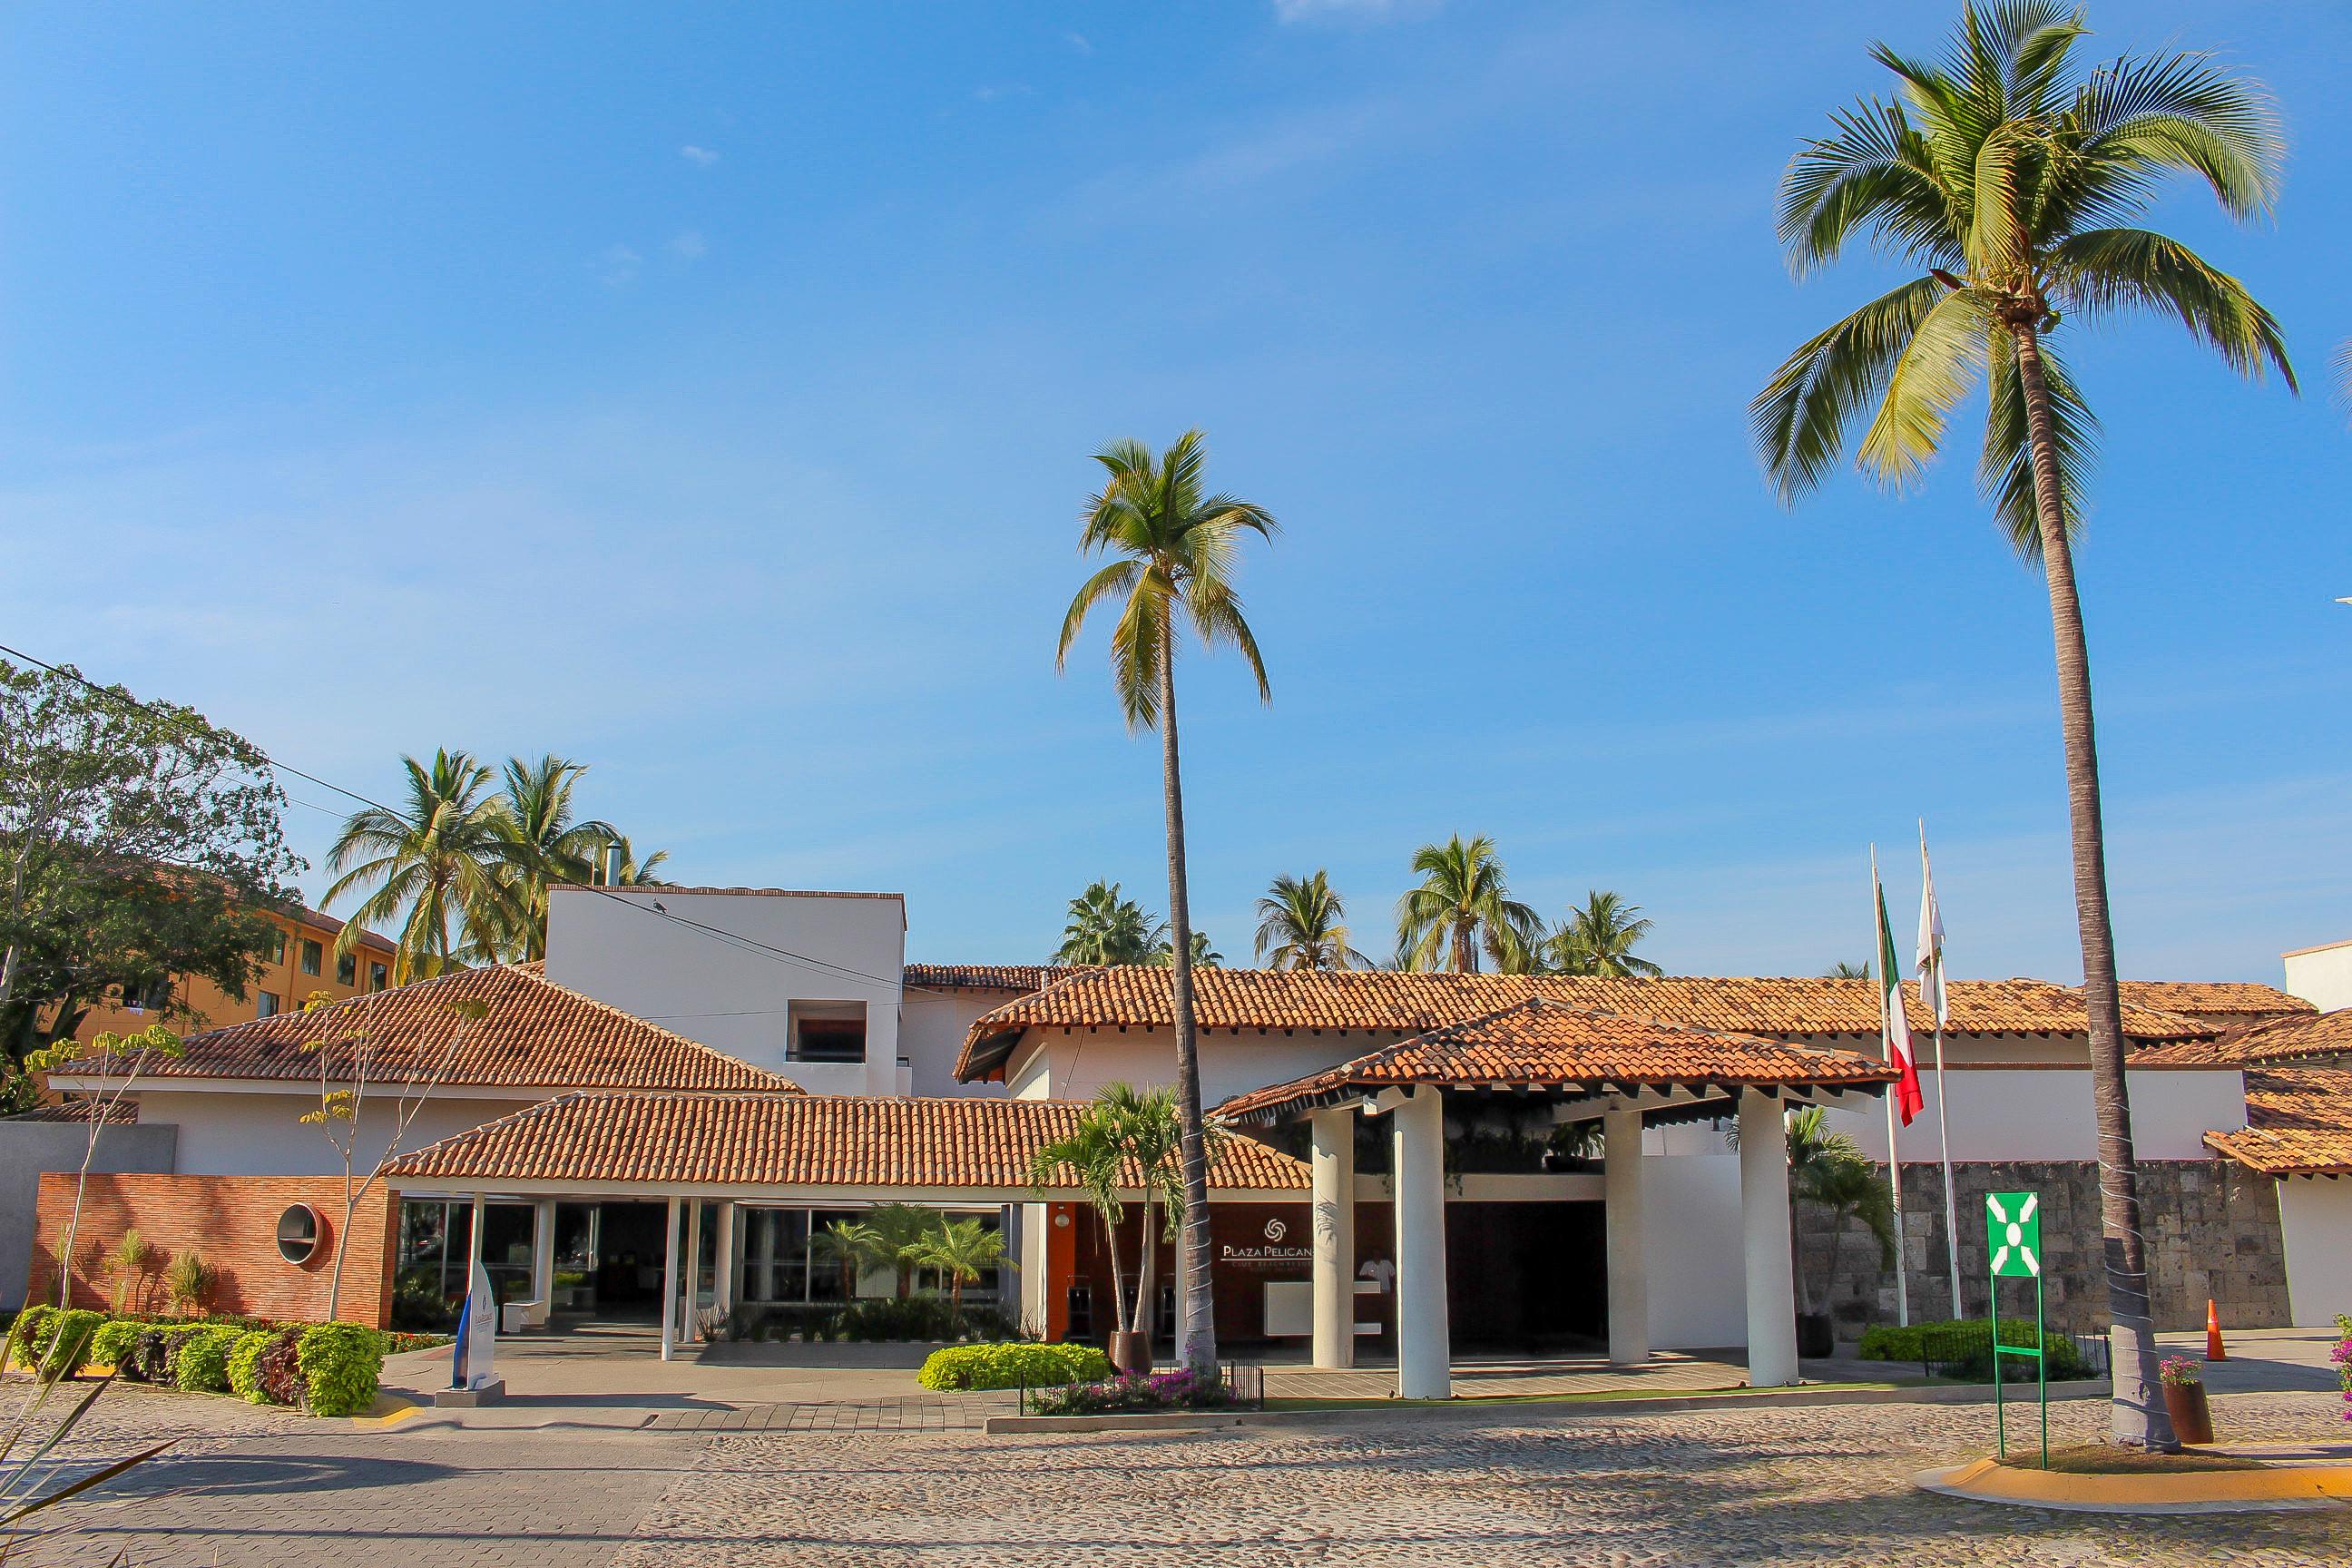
[1985, 1191, 2041, 1279]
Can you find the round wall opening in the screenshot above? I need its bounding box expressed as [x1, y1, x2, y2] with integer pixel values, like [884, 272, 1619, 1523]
[275, 1203, 322, 1265]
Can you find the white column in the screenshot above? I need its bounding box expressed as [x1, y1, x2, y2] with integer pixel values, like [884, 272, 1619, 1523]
[1738, 1090, 1800, 1388]
[1603, 1108, 1650, 1366]
[530, 1200, 556, 1322]
[467, 1193, 486, 1280]
[1310, 1106, 1357, 1370]
[1018, 1202, 1049, 1338]
[714, 1201, 738, 1322]
[659, 1196, 681, 1362]
[682, 1200, 705, 1343]
[1390, 1088, 1451, 1400]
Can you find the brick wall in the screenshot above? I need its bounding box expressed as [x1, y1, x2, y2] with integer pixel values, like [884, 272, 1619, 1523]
[1795, 1158, 2289, 1338]
[31, 1172, 397, 1328]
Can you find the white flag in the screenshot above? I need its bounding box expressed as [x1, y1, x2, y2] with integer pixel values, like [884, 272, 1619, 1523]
[1916, 827, 1949, 1028]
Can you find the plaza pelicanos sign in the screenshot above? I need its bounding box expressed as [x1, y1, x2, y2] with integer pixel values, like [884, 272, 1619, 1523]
[1219, 1215, 1311, 1270]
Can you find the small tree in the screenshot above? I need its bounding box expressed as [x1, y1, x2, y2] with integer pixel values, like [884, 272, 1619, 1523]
[811, 1220, 886, 1302]
[1030, 1106, 1132, 1336]
[910, 1217, 1007, 1310]
[23, 1024, 184, 1309]
[103, 1230, 155, 1315]
[862, 1203, 938, 1301]
[1028, 1083, 1191, 1339]
[164, 1250, 217, 1318]
[298, 989, 489, 1321]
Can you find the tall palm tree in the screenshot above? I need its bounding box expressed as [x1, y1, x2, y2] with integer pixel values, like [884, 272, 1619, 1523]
[1053, 880, 1165, 965]
[1544, 890, 1662, 977]
[1056, 429, 1276, 1375]
[322, 751, 519, 984]
[476, 755, 619, 965]
[1029, 1103, 1134, 1336]
[1754, 1, 2292, 1446]
[1254, 871, 1370, 970]
[1396, 834, 1541, 974]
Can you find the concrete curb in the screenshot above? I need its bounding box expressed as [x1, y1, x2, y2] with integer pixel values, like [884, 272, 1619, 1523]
[1915, 1456, 2352, 1515]
[985, 1412, 1246, 1435]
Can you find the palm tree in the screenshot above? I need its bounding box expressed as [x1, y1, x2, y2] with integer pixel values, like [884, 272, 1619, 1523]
[1100, 1083, 1187, 1339]
[1754, 2, 2292, 1446]
[1152, 929, 1221, 969]
[1030, 1102, 1134, 1336]
[1544, 890, 1662, 977]
[1825, 960, 1872, 980]
[1785, 1108, 1898, 1318]
[1053, 880, 1166, 965]
[322, 750, 520, 984]
[476, 755, 619, 964]
[811, 1219, 885, 1302]
[1254, 871, 1370, 970]
[862, 1202, 937, 1301]
[1396, 834, 1542, 974]
[910, 1217, 1007, 1310]
[1056, 429, 1276, 1375]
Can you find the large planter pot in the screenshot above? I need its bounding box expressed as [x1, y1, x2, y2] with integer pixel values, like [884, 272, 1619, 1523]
[1796, 1313, 1835, 1360]
[1106, 1330, 1152, 1376]
[2162, 1380, 2214, 1446]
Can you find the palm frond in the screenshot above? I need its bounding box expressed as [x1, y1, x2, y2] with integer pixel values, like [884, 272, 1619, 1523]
[1754, 276, 1949, 503]
[2047, 228, 2295, 389]
[1857, 286, 1994, 488]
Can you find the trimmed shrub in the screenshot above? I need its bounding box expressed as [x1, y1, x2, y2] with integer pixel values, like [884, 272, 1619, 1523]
[255, 1329, 305, 1406]
[176, 1326, 244, 1394]
[5, 1304, 56, 1371]
[916, 1341, 1111, 1392]
[40, 1309, 104, 1379]
[1027, 1366, 1237, 1416]
[1857, 1318, 2091, 1381]
[297, 1323, 385, 1417]
[88, 1318, 142, 1371]
[227, 1329, 277, 1404]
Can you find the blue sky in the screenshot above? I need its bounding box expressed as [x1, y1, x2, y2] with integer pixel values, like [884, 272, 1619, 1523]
[4, 1, 2348, 982]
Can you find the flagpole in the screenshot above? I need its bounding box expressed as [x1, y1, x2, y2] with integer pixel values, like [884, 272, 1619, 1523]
[1922, 820, 1962, 1318]
[1874, 845, 1909, 1328]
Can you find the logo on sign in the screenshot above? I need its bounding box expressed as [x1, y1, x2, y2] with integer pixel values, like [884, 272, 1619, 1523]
[1263, 1218, 1288, 1242]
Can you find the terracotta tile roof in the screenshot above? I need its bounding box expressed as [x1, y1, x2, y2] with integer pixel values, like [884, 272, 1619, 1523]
[286, 905, 397, 956]
[2131, 1008, 2352, 1069]
[1215, 998, 1896, 1126]
[2112, 981, 2312, 1023]
[5, 1099, 136, 1123]
[904, 964, 1084, 995]
[2204, 1067, 2352, 1176]
[50, 965, 798, 1094]
[387, 1091, 1308, 1191]
[957, 967, 2214, 1081]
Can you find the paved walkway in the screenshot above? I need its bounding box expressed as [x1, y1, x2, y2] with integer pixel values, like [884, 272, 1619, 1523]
[643, 1393, 1014, 1433]
[1265, 1348, 1752, 1401]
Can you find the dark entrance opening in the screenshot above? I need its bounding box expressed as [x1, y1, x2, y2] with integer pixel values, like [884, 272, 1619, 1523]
[551, 1200, 669, 1322]
[1445, 1200, 1607, 1352]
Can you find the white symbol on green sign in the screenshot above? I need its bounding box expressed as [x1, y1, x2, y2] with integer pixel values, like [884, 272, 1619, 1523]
[1986, 1191, 2040, 1278]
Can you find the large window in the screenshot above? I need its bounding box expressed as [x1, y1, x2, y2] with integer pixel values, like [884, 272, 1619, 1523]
[787, 1002, 867, 1064]
[397, 1199, 476, 1299]
[256, 991, 280, 1019]
[738, 1205, 1004, 1306]
[337, 953, 357, 985]
[299, 938, 323, 977]
[369, 962, 389, 992]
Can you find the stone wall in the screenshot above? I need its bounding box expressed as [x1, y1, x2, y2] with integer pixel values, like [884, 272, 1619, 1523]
[1794, 1158, 2288, 1338]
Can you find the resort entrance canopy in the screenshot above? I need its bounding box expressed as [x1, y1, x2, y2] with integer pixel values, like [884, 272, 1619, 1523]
[1213, 998, 1899, 1398]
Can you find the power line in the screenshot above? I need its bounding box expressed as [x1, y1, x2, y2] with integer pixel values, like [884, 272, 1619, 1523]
[0, 640, 953, 997]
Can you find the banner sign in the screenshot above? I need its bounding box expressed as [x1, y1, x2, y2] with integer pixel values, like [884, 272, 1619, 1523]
[450, 1260, 498, 1390]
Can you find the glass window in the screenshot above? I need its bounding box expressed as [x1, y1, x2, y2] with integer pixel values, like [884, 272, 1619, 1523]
[256, 991, 280, 1019]
[369, 962, 389, 992]
[337, 953, 357, 985]
[788, 1003, 867, 1064]
[270, 931, 287, 965]
[740, 1209, 810, 1304]
[299, 938, 323, 976]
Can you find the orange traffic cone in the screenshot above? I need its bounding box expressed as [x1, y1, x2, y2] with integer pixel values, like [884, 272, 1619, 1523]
[2205, 1298, 2228, 1361]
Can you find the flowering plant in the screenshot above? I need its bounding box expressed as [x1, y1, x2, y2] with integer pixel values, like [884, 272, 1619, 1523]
[2157, 1355, 2203, 1388]
[2331, 1319, 2350, 1425]
[1027, 1366, 1240, 1416]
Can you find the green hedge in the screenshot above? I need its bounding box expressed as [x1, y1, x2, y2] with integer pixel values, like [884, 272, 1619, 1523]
[5, 1304, 55, 1370]
[297, 1323, 385, 1417]
[227, 1330, 277, 1404]
[41, 1310, 105, 1379]
[89, 1318, 142, 1370]
[1857, 1318, 2092, 1381]
[916, 1341, 1111, 1392]
[174, 1327, 245, 1394]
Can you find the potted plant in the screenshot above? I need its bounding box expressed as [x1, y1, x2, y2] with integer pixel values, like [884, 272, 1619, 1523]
[2159, 1355, 2213, 1445]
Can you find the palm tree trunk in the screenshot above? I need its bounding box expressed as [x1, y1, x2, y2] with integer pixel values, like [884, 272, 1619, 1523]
[1102, 1205, 1131, 1336]
[2011, 320, 2173, 1450]
[1155, 637, 1218, 1375]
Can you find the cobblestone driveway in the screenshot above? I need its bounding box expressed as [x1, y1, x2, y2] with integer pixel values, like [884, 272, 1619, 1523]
[16, 1384, 2351, 1565]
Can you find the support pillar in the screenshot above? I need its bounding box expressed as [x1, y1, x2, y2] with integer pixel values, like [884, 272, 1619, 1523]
[1390, 1088, 1451, 1400]
[682, 1200, 705, 1343]
[714, 1200, 737, 1324]
[659, 1196, 680, 1362]
[530, 1199, 556, 1326]
[1603, 1107, 1650, 1366]
[1739, 1090, 1800, 1388]
[1310, 1106, 1356, 1369]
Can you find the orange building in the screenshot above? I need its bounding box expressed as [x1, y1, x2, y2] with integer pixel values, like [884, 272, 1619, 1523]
[72, 903, 398, 1042]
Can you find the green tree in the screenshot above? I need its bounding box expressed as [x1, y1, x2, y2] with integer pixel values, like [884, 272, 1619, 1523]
[862, 1202, 939, 1301]
[1055, 429, 1277, 1375]
[1028, 1083, 1190, 1339]
[1253, 871, 1369, 971]
[1786, 1108, 1897, 1318]
[1544, 891, 1662, 977]
[1754, 1, 2292, 1446]
[322, 751, 520, 984]
[1029, 1103, 1135, 1334]
[1053, 880, 1166, 965]
[811, 1220, 886, 1302]
[910, 1217, 1008, 1309]
[477, 756, 620, 964]
[0, 659, 300, 1079]
[1152, 929, 1221, 970]
[1825, 960, 1872, 980]
[1396, 834, 1541, 974]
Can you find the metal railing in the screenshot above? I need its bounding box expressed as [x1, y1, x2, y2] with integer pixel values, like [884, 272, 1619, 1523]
[1914, 1323, 2110, 1383]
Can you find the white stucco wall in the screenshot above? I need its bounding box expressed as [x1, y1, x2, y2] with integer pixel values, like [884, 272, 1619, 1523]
[1823, 1068, 2245, 1164]
[898, 989, 1016, 1098]
[2283, 941, 2352, 1013]
[2277, 1178, 2352, 1328]
[1007, 1026, 1410, 1107]
[545, 887, 906, 1095]
[130, 1090, 538, 1177]
[1641, 1152, 1749, 1350]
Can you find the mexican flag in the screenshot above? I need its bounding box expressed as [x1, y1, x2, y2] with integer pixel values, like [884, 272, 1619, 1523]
[1876, 873, 1926, 1125]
